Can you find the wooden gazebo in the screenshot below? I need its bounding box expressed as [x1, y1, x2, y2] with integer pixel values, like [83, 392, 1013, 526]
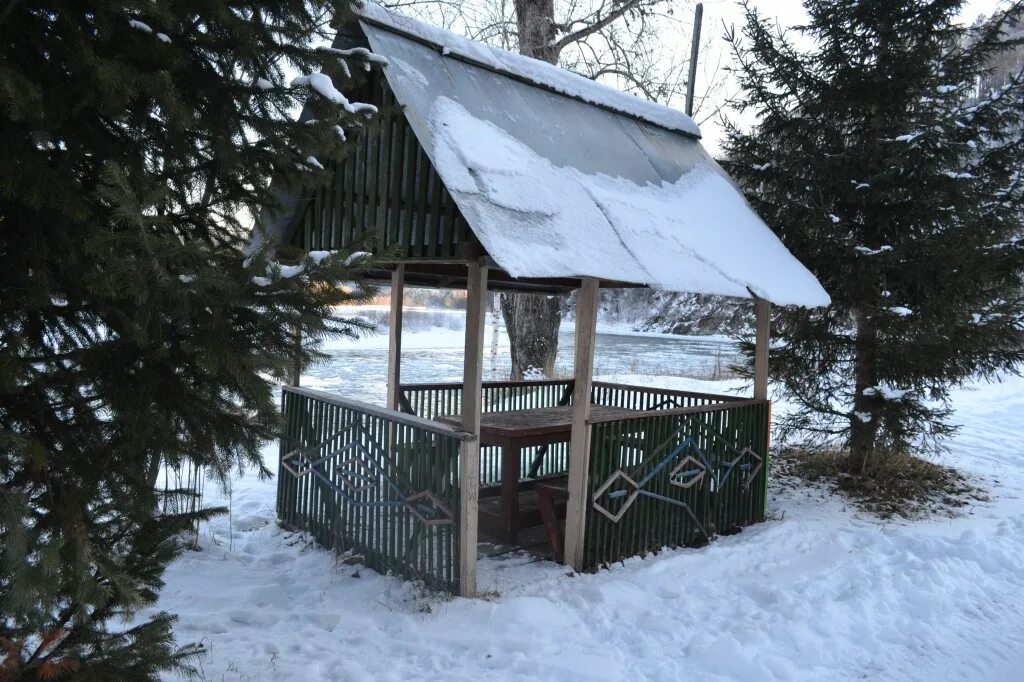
[265, 4, 830, 596]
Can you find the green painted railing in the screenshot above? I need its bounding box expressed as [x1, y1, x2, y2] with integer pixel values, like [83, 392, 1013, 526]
[397, 379, 747, 487]
[399, 379, 574, 485]
[591, 381, 734, 411]
[582, 399, 770, 570]
[277, 386, 471, 592]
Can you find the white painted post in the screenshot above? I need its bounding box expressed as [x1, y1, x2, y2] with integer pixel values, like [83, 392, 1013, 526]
[563, 277, 600, 568]
[459, 260, 488, 596]
[386, 264, 405, 411]
[754, 298, 770, 401]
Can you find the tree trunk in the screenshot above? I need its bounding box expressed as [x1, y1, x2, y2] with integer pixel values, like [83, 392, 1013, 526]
[849, 18, 891, 472]
[849, 305, 880, 471]
[501, 293, 561, 379]
[514, 0, 559, 63]
[146, 451, 162, 491]
[499, 0, 563, 380]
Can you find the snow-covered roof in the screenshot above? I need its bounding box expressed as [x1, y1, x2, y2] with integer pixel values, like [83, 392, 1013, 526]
[356, 3, 701, 138]
[359, 7, 831, 307]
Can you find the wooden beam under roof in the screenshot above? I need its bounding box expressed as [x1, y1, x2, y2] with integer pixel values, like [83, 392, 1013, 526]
[355, 263, 647, 294]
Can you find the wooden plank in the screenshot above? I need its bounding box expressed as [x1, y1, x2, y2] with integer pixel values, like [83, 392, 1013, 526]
[281, 386, 473, 440]
[563, 277, 599, 569]
[458, 260, 488, 596]
[435, 404, 638, 439]
[501, 445, 521, 544]
[386, 264, 405, 411]
[402, 378, 571, 391]
[586, 398, 766, 423]
[754, 298, 770, 401]
[590, 381, 736, 403]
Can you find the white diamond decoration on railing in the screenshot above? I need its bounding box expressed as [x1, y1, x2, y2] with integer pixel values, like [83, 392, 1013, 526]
[668, 455, 706, 489]
[723, 447, 764, 491]
[405, 491, 454, 526]
[280, 424, 453, 525]
[591, 469, 640, 522]
[280, 448, 313, 477]
[335, 455, 379, 493]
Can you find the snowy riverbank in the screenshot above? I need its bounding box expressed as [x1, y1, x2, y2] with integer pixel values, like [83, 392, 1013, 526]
[151, 332, 1024, 681]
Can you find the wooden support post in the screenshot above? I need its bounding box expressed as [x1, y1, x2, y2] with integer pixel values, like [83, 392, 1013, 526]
[754, 298, 771, 401]
[386, 264, 405, 411]
[563, 277, 599, 569]
[458, 260, 487, 597]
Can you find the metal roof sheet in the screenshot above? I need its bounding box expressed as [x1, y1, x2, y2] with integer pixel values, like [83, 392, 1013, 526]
[361, 16, 830, 307]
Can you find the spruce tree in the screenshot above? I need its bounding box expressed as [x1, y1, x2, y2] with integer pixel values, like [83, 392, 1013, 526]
[0, 1, 381, 678]
[724, 0, 1024, 469]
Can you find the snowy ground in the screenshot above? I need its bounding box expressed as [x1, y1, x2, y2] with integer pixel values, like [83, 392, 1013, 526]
[153, 330, 1024, 681]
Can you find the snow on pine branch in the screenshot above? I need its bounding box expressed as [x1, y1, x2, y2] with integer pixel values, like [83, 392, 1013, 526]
[250, 251, 373, 286]
[890, 132, 923, 143]
[319, 46, 390, 70]
[854, 245, 893, 256]
[863, 385, 911, 400]
[129, 19, 172, 43]
[290, 73, 377, 115]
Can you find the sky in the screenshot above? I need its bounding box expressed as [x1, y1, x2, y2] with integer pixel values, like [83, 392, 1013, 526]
[693, 0, 1011, 151]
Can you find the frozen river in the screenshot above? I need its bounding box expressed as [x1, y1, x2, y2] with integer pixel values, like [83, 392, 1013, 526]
[303, 309, 740, 405]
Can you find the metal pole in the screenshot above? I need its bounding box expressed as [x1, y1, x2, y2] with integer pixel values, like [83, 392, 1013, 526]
[685, 3, 704, 118]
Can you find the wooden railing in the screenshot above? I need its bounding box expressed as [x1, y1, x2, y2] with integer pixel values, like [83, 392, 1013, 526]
[277, 386, 472, 592]
[279, 381, 771, 591]
[399, 379, 574, 485]
[591, 381, 734, 411]
[582, 398, 770, 570]
[398, 379, 745, 487]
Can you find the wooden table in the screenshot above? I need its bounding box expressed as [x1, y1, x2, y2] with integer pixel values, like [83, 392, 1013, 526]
[435, 405, 637, 544]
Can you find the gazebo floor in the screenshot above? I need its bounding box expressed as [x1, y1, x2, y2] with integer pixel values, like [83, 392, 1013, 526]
[477, 490, 561, 561]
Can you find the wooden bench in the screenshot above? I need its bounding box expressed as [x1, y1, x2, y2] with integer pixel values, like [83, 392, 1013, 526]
[535, 476, 570, 562]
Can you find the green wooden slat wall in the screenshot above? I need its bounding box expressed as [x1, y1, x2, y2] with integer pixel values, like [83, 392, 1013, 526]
[399, 380, 575, 487]
[277, 389, 462, 593]
[289, 77, 472, 259]
[581, 401, 769, 570]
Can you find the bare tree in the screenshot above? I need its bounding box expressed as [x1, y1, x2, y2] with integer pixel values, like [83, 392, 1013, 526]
[384, 0, 718, 378]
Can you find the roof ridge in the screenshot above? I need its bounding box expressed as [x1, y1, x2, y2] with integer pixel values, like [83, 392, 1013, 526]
[355, 1, 701, 138]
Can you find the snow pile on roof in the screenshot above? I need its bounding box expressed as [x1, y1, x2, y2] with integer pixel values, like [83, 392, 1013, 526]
[356, 2, 700, 138]
[430, 97, 830, 307]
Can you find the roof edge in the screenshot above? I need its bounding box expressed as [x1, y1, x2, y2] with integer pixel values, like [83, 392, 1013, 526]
[355, 2, 701, 140]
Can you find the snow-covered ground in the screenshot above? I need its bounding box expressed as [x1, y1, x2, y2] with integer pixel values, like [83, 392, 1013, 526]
[153, 330, 1024, 681]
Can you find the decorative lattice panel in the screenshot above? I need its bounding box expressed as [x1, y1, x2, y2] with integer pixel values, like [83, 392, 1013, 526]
[583, 401, 769, 570]
[277, 389, 462, 591]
